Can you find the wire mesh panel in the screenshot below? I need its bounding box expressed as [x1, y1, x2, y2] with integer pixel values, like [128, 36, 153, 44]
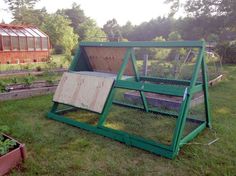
[56, 104, 100, 126]
[105, 88, 180, 146]
[134, 47, 199, 81]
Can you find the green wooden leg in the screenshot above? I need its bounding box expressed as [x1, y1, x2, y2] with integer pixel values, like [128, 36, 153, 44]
[97, 87, 116, 127]
[50, 102, 59, 113]
[201, 58, 212, 128]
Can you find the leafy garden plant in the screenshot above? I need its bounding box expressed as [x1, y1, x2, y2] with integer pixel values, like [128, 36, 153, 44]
[0, 135, 17, 156]
[0, 125, 17, 156]
[23, 74, 36, 87]
[0, 81, 6, 93]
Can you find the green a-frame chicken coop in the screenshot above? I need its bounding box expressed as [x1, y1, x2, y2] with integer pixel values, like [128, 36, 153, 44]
[47, 41, 211, 159]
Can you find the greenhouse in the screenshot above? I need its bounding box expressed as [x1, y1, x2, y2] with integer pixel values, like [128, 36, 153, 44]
[0, 23, 50, 64]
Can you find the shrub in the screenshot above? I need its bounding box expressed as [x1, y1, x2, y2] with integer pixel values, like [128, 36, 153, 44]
[23, 74, 36, 87]
[54, 45, 65, 54]
[0, 125, 16, 156]
[0, 81, 6, 93]
[216, 41, 236, 64]
[10, 77, 18, 84]
[36, 66, 42, 72]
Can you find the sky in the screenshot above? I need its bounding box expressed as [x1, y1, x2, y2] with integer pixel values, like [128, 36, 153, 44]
[0, 0, 185, 26]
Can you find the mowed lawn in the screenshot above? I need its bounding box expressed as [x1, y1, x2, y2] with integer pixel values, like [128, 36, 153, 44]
[0, 66, 236, 176]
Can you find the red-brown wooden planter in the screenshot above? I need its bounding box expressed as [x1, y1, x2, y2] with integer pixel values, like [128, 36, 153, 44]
[0, 134, 26, 176]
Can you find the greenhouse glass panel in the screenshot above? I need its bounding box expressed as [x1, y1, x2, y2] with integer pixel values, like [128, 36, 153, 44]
[11, 29, 25, 36]
[31, 28, 47, 37]
[3, 28, 17, 36]
[19, 29, 33, 37]
[35, 37, 41, 50]
[42, 38, 48, 50]
[12, 36, 19, 50]
[25, 28, 40, 37]
[19, 36, 27, 50]
[3, 36, 11, 50]
[0, 28, 9, 36]
[28, 37, 34, 50]
[0, 37, 2, 50]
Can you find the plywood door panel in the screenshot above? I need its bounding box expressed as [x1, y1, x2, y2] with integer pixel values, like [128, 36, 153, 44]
[53, 72, 114, 113]
[84, 47, 134, 75]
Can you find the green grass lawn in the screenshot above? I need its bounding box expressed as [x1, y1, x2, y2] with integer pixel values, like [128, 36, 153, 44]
[0, 65, 236, 176]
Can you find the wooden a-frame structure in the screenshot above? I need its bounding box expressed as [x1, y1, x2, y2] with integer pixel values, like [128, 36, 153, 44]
[47, 41, 211, 159]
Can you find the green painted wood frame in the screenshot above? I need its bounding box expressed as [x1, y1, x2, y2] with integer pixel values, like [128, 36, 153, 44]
[47, 41, 211, 159]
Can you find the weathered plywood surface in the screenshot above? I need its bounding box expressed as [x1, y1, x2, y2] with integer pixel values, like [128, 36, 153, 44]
[84, 47, 134, 75]
[53, 72, 114, 113]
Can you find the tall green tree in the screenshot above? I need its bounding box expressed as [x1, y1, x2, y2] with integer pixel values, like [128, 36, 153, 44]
[120, 21, 134, 39]
[124, 17, 175, 41]
[166, 0, 236, 29]
[11, 7, 48, 26]
[42, 14, 78, 54]
[151, 36, 170, 59]
[57, 2, 87, 39]
[103, 18, 122, 41]
[80, 18, 107, 41]
[4, 0, 40, 23]
[168, 31, 182, 40]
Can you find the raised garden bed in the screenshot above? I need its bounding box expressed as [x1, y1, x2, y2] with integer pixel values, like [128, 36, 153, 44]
[0, 68, 66, 78]
[123, 75, 222, 110]
[124, 91, 204, 110]
[0, 134, 26, 176]
[0, 81, 58, 101]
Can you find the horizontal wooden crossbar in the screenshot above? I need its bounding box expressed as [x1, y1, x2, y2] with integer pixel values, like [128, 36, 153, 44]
[139, 76, 191, 86]
[80, 41, 204, 48]
[115, 80, 185, 96]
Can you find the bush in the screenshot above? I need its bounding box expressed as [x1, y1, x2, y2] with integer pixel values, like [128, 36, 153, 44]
[10, 77, 18, 84]
[0, 81, 6, 93]
[23, 74, 36, 87]
[54, 45, 65, 54]
[36, 66, 42, 72]
[216, 41, 236, 64]
[0, 125, 16, 156]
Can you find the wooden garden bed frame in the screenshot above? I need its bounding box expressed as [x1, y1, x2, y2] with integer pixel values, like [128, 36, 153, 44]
[0, 134, 26, 176]
[0, 81, 57, 101]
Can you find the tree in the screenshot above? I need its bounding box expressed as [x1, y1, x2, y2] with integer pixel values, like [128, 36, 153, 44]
[42, 14, 78, 54]
[57, 3, 87, 39]
[79, 18, 107, 42]
[166, 0, 236, 29]
[165, 0, 180, 17]
[11, 7, 48, 26]
[121, 21, 134, 39]
[167, 31, 187, 65]
[4, 0, 40, 22]
[168, 31, 182, 40]
[124, 17, 175, 41]
[151, 36, 170, 60]
[103, 18, 122, 41]
[207, 33, 219, 43]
